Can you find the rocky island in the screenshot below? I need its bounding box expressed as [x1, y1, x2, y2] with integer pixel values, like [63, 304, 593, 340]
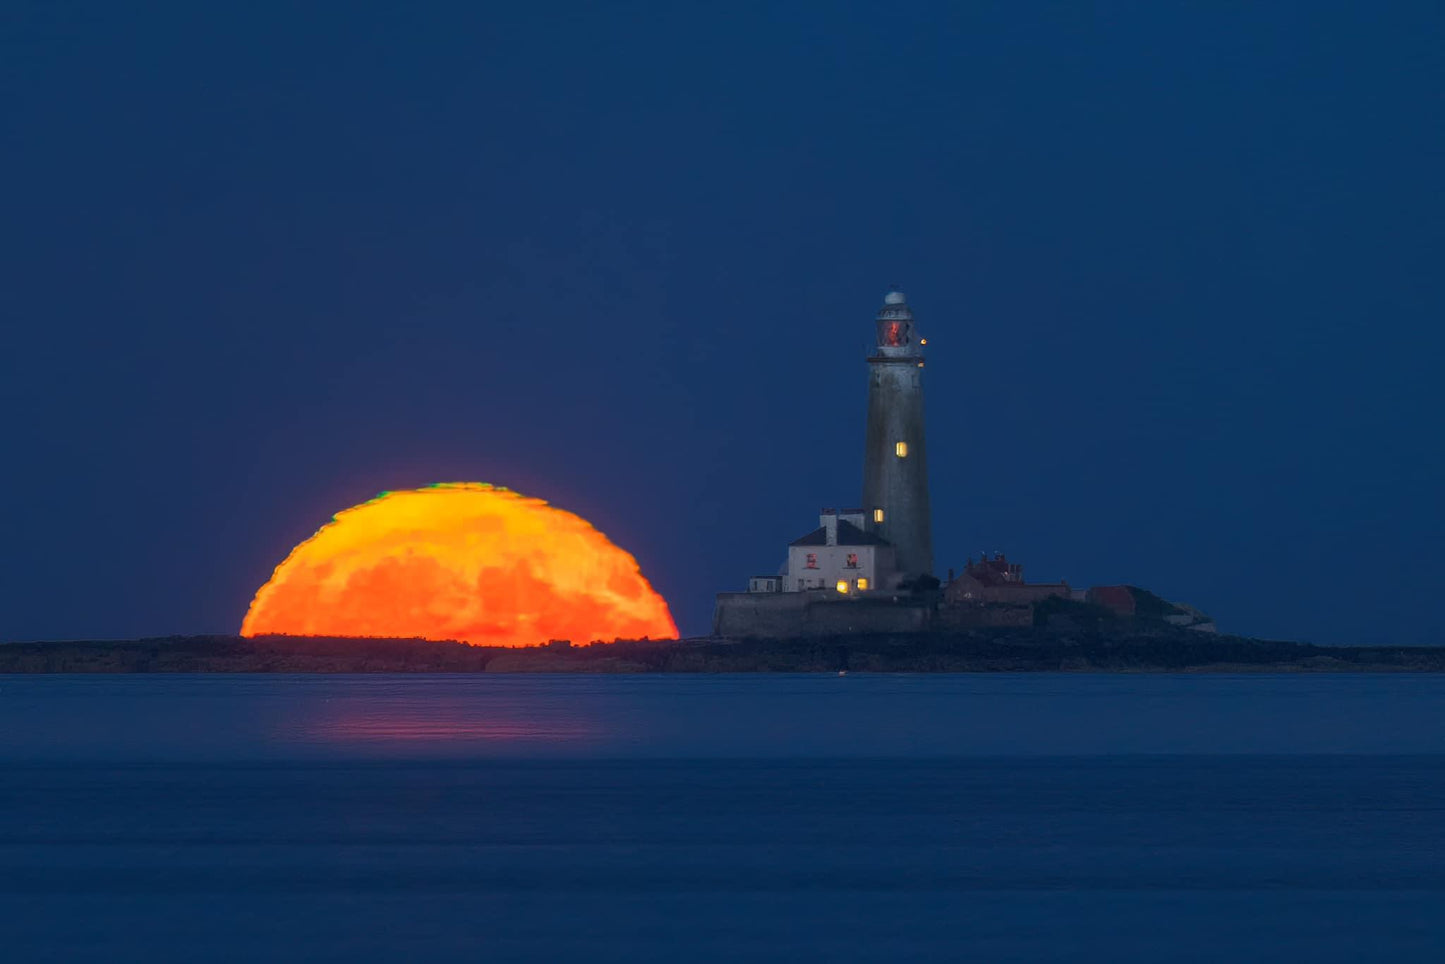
[2, 621, 1440, 674]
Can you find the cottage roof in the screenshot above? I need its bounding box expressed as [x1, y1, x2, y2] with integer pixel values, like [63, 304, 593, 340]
[789, 520, 890, 547]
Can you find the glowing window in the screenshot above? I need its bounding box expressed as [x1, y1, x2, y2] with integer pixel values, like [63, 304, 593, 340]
[873, 508, 884, 523]
[856, 578, 869, 591]
[805, 553, 818, 569]
[895, 441, 908, 458]
[846, 553, 858, 568]
[835, 580, 849, 594]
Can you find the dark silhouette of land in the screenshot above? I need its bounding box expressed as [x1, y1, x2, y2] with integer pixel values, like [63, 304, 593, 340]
[1, 629, 1442, 673]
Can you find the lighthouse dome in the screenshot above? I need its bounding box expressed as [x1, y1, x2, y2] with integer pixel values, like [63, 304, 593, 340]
[883, 290, 907, 305]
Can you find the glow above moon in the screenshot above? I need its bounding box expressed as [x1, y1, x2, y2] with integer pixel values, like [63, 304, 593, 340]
[240, 483, 678, 647]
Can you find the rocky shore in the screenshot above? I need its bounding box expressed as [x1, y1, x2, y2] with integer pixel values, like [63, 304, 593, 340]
[1, 629, 1442, 673]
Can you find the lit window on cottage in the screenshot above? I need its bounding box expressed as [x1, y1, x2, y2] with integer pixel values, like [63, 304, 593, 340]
[835, 580, 849, 594]
[846, 553, 858, 568]
[895, 441, 908, 458]
[805, 553, 818, 569]
[856, 578, 869, 591]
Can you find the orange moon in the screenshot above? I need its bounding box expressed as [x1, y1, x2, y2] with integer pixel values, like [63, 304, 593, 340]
[240, 483, 678, 647]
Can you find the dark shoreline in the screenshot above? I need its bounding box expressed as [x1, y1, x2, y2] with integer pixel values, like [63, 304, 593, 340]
[1, 630, 1442, 673]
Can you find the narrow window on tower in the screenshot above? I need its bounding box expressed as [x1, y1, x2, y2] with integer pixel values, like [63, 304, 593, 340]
[895, 441, 908, 458]
[873, 508, 885, 523]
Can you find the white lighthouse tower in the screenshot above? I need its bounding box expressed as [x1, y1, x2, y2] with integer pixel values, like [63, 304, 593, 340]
[861, 289, 934, 580]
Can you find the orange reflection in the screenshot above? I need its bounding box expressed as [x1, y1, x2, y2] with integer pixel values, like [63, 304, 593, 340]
[312, 716, 591, 741]
[241, 483, 678, 648]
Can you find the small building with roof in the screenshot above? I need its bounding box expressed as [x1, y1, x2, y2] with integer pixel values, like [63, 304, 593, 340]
[785, 508, 897, 594]
[944, 552, 1071, 605]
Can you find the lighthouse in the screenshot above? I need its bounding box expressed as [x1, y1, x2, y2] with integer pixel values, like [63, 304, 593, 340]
[712, 287, 940, 634]
[862, 290, 934, 580]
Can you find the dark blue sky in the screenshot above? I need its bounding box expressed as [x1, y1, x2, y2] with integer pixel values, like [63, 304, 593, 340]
[3, 2, 1441, 644]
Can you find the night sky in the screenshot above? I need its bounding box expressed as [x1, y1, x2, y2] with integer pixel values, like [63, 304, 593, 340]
[3, 2, 1442, 645]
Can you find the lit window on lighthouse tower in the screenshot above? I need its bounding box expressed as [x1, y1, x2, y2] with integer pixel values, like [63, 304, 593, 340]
[895, 441, 908, 458]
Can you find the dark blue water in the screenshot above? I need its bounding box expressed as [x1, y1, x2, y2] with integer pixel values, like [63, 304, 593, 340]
[2, 674, 1444, 962]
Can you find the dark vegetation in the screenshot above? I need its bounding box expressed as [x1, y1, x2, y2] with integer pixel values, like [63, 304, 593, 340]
[1033, 595, 1120, 628]
[1, 629, 1442, 673]
[1129, 587, 1188, 620]
[897, 573, 942, 594]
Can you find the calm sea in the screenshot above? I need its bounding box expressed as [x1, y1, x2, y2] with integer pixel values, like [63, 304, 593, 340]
[2, 674, 1443, 962]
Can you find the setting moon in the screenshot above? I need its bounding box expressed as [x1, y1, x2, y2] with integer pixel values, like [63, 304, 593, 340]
[240, 483, 678, 647]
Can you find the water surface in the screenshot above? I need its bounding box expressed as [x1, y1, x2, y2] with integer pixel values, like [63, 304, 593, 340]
[2, 674, 1443, 962]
